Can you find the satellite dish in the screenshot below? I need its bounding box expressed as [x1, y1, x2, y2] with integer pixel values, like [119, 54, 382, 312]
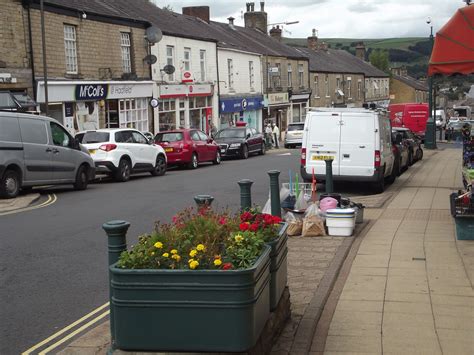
[162, 65, 175, 75]
[144, 54, 157, 65]
[145, 26, 163, 44]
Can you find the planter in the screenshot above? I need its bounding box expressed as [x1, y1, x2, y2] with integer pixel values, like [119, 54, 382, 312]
[266, 223, 288, 311]
[109, 245, 271, 352]
[454, 216, 474, 240]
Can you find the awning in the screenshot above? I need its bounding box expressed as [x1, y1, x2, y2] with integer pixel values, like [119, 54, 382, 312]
[0, 91, 37, 111]
[428, 5, 474, 76]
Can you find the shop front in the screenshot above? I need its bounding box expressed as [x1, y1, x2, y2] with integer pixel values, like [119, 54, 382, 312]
[264, 92, 290, 133]
[219, 95, 264, 131]
[156, 84, 214, 134]
[290, 92, 311, 123]
[36, 81, 154, 134]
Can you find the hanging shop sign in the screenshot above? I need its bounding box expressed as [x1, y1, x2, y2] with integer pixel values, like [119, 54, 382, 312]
[219, 96, 264, 113]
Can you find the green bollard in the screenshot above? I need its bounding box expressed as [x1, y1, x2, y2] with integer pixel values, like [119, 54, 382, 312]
[103, 220, 130, 350]
[193, 194, 215, 210]
[325, 159, 334, 193]
[238, 179, 253, 211]
[268, 170, 281, 217]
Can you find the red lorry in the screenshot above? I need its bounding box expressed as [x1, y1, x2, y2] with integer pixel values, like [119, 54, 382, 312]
[389, 103, 429, 138]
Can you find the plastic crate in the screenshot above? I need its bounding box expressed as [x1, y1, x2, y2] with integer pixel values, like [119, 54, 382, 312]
[450, 192, 474, 217]
[454, 216, 474, 240]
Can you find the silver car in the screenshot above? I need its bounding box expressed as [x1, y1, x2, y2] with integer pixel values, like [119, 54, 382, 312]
[284, 122, 305, 148]
[0, 112, 95, 198]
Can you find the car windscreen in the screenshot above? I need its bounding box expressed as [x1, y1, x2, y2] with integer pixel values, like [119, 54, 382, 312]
[80, 132, 110, 143]
[288, 124, 304, 131]
[216, 129, 245, 139]
[155, 132, 183, 142]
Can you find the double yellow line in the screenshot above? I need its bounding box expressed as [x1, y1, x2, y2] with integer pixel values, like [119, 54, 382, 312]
[22, 302, 110, 354]
[0, 194, 57, 216]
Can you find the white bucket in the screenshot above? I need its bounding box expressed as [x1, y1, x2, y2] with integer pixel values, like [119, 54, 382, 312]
[326, 209, 355, 236]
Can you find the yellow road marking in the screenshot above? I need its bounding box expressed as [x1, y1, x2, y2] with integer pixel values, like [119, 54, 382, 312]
[0, 193, 57, 216]
[21, 302, 109, 355]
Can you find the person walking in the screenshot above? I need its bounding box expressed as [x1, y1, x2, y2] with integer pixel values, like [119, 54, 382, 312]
[265, 124, 273, 148]
[272, 123, 280, 148]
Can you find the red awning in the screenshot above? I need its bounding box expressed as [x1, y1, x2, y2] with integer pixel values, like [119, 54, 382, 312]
[428, 5, 474, 76]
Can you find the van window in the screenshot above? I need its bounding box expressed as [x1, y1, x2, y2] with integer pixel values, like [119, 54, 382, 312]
[50, 122, 71, 147]
[0, 116, 21, 142]
[19, 118, 48, 144]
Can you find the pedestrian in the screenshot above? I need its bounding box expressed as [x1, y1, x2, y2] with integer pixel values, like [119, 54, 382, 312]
[209, 122, 217, 139]
[272, 123, 280, 148]
[265, 123, 273, 147]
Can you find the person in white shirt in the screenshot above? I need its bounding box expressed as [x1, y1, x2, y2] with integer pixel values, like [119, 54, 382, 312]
[272, 123, 280, 148]
[265, 124, 273, 146]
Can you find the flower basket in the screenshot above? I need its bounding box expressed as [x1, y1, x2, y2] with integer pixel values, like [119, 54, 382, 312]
[110, 245, 271, 352]
[267, 223, 289, 311]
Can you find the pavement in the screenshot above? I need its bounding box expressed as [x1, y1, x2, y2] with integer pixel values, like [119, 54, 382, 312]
[0, 193, 40, 213]
[29, 146, 474, 355]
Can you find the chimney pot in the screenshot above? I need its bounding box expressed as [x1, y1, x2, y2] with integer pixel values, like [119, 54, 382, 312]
[228, 16, 235, 25]
[260, 1, 265, 12]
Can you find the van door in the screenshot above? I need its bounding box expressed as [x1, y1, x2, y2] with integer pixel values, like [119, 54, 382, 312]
[305, 112, 342, 176]
[339, 113, 375, 177]
[18, 118, 52, 183]
[49, 122, 77, 181]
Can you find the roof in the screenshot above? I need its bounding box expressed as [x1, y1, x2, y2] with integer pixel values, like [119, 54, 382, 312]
[392, 74, 428, 91]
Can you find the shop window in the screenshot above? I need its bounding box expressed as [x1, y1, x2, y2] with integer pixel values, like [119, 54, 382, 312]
[120, 32, 132, 73]
[119, 98, 148, 132]
[158, 98, 176, 131]
[292, 104, 301, 123]
[64, 24, 78, 74]
[166, 46, 175, 81]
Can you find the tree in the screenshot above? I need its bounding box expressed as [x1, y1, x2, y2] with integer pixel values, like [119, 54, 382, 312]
[163, 4, 174, 12]
[369, 49, 390, 73]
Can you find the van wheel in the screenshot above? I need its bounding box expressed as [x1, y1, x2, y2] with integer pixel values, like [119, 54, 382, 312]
[151, 155, 167, 176]
[115, 158, 131, 182]
[73, 165, 89, 190]
[373, 175, 385, 194]
[0, 170, 21, 199]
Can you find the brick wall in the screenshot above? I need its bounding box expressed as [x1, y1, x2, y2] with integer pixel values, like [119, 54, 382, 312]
[390, 77, 424, 104]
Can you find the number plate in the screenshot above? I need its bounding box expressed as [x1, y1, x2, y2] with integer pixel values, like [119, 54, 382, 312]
[88, 149, 96, 154]
[312, 155, 334, 161]
[165, 147, 173, 153]
[220, 148, 226, 153]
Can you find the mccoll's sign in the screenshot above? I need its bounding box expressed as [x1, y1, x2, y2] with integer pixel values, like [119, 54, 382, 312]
[75, 84, 108, 101]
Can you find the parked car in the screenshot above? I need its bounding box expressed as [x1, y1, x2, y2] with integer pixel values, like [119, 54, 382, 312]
[214, 127, 265, 159]
[154, 129, 221, 169]
[78, 128, 167, 182]
[0, 111, 95, 198]
[300, 108, 396, 193]
[284, 122, 305, 148]
[393, 127, 423, 164]
[391, 130, 410, 176]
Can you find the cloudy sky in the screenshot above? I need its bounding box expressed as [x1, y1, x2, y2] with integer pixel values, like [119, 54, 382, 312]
[153, 0, 464, 38]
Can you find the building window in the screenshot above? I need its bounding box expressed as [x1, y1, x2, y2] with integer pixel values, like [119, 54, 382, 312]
[227, 59, 234, 89]
[119, 98, 148, 132]
[314, 75, 319, 97]
[120, 32, 132, 73]
[64, 24, 78, 74]
[325, 74, 329, 97]
[336, 77, 341, 90]
[347, 79, 352, 98]
[358, 81, 362, 100]
[166, 46, 175, 81]
[298, 64, 304, 87]
[385, 80, 388, 96]
[287, 63, 292, 87]
[249, 61, 255, 89]
[183, 47, 191, 71]
[273, 63, 281, 88]
[200, 50, 206, 81]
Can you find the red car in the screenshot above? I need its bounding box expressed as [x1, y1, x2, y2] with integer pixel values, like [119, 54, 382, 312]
[154, 129, 221, 169]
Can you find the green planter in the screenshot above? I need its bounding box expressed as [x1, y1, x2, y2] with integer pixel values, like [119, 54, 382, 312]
[266, 223, 289, 311]
[109, 246, 271, 352]
[454, 216, 474, 240]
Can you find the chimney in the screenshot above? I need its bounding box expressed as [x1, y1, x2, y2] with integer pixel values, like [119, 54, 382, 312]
[269, 25, 282, 42]
[244, 1, 268, 33]
[182, 6, 210, 23]
[319, 41, 328, 51]
[307, 28, 318, 51]
[228, 16, 235, 26]
[355, 42, 366, 61]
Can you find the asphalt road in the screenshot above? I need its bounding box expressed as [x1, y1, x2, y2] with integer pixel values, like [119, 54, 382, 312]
[0, 148, 380, 354]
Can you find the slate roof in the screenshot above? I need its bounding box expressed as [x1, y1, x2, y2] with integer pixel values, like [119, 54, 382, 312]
[392, 74, 428, 91]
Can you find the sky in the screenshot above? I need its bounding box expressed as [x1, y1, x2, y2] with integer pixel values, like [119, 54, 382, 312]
[153, 0, 464, 39]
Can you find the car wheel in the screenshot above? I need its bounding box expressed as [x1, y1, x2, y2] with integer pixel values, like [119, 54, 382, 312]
[115, 158, 131, 182]
[0, 169, 20, 199]
[151, 155, 167, 176]
[259, 143, 266, 155]
[188, 153, 199, 169]
[417, 148, 423, 161]
[408, 151, 414, 166]
[73, 165, 89, 190]
[241, 145, 249, 159]
[213, 150, 221, 165]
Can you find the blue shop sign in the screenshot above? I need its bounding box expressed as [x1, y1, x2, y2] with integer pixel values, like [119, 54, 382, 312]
[220, 96, 264, 113]
[75, 84, 108, 101]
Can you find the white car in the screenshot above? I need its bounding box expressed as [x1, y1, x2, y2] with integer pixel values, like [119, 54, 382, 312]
[76, 128, 167, 182]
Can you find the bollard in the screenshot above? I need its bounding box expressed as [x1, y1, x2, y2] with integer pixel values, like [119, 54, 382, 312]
[193, 194, 214, 210]
[325, 159, 334, 194]
[238, 179, 253, 211]
[268, 170, 281, 217]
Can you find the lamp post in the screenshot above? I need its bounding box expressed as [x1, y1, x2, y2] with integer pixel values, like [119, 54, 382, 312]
[425, 18, 437, 149]
[40, 0, 49, 116]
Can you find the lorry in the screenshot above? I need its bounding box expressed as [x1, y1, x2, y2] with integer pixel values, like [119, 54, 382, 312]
[388, 103, 429, 138]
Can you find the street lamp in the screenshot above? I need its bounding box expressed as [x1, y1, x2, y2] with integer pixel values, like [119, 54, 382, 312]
[425, 17, 437, 149]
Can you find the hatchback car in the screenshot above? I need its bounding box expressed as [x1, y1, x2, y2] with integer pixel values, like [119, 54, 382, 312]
[154, 129, 221, 169]
[284, 122, 304, 148]
[392, 127, 423, 164]
[77, 129, 167, 182]
[214, 127, 265, 159]
[391, 130, 410, 176]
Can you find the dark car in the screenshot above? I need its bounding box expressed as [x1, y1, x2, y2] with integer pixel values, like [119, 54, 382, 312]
[214, 127, 265, 159]
[154, 129, 221, 169]
[393, 127, 423, 164]
[391, 130, 410, 176]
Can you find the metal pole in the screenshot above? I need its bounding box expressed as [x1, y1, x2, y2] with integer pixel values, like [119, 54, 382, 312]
[425, 25, 437, 149]
[325, 159, 334, 193]
[237, 179, 253, 211]
[268, 170, 281, 217]
[40, 0, 49, 115]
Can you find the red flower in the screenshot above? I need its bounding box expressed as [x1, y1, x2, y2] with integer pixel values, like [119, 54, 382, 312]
[172, 215, 179, 224]
[240, 211, 253, 222]
[222, 262, 233, 270]
[239, 222, 250, 231]
[272, 216, 282, 224]
[249, 222, 259, 232]
[218, 217, 227, 225]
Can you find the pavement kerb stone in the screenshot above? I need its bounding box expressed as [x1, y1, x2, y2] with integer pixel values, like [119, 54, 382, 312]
[0, 193, 41, 213]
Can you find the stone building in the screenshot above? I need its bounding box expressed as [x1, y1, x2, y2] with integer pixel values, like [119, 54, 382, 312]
[390, 67, 428, 104]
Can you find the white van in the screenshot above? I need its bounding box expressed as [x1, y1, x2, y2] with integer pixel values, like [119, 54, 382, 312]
[300, 108, 395, 193]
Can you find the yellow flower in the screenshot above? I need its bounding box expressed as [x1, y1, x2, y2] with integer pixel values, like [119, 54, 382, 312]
[214, 259, 222, 266]
[170, 249, 178, 255]
[188, 258, 195, 264]
[162, 252, 169, 258]
[151, 252, 155, 256]
[196, 244, 205, 251]
[234, 234, 244, 243]
[189, 249, 198, 257]
[154, 241, 163, 249]
[172, 254, 181, 262]
[189, 260, 199, 269]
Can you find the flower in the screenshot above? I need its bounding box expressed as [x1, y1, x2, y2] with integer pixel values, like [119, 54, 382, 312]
[189, 260, 199, 269]
[249, 223, 259, 232]
[234, 234, 244, 243]
[222, 262, 233, 270]
[172, 254, 181, 262]
[214, 259, 222, 266]
[240, 211, 253, 222]
[170, 249, 178, 255]
[189, 249, 198, 257]
[218, 217, 227, 225]
[239, 222, 250, 231]
[150, 252, 155, 256]
[162, 252, 169, 258]
[196, 244, 205, 251]
[154, 241, 163, 249]
[214, 255, 221, 260]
